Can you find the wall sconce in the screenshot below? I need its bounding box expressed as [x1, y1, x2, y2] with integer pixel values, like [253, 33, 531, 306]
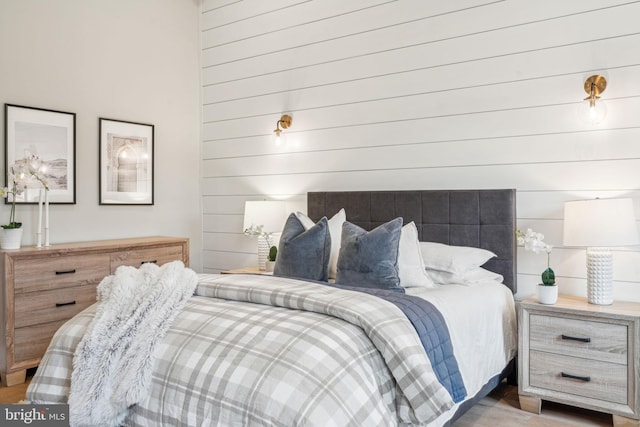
[273, 114, 292, 145]
[577, 75, 607, 125]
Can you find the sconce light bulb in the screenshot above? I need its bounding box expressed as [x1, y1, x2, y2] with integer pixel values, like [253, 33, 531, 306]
[578, 98, 607, 125]
[273, 129, 284, 145]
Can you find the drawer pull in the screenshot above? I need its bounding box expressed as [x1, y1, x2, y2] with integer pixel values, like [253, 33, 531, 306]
[141, 260, 157, 265]
[561, 372, 591, 382]
[561, 334, 591, 343]
[55, 300, 76, 307]
[55, 269, 77, 275]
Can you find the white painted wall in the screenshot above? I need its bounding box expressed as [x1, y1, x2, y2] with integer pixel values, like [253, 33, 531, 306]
[201, 0, 640, 301]
[0, 0, 203, 271]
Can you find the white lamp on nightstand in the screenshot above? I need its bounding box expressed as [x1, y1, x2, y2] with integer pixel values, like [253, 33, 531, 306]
[243, 201, 287, 270]
[563, 198, 639, 305]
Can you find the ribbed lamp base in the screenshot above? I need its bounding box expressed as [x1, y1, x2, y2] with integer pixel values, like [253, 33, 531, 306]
[586, 247, 613, 305]
[257, 236, 269, 271]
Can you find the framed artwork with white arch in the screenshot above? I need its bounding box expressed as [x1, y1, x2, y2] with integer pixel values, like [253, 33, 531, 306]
[99, 118, 154, 205]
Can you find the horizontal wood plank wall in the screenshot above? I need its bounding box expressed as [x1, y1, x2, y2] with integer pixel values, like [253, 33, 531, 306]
[200, 0, 640, 301]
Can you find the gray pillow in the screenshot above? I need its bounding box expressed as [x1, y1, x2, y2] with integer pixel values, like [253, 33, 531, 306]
[273, 213, 331, 281]
[335, 217, 403, 291]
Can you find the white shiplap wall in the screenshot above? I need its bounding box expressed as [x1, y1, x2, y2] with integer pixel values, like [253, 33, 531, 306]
[200, 0, 640, 301]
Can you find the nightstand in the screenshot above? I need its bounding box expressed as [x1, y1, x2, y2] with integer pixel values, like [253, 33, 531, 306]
[221, 267, 272, 275]
[518, 295, 640, 426]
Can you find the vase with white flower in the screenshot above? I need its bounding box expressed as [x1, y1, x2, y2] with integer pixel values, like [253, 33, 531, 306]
[243, 224, 278, 271]
[0, 156, 49, 250]
[516, 228, 557, 304]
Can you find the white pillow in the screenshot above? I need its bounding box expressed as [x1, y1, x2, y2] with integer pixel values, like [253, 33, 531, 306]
[296, 208, 346, 279]
[398, 222, 437, 288]
[419, 241, 496, 274]
[426, 267, 503, 286]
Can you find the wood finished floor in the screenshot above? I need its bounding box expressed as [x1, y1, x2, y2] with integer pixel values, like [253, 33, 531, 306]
[453, 382, 612, 427]
[0, 375, 612, 426]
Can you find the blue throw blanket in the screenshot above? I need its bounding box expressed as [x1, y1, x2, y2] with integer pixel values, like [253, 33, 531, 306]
[331, 283, 467, 403]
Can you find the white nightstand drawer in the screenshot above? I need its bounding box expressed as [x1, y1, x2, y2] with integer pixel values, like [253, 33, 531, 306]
[530, 349, 628, 405]
[530, 313, 627, 364]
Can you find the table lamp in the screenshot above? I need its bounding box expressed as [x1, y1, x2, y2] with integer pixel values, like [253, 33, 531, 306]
[243, 201, 287, 270]
[563, 198, 638, 305]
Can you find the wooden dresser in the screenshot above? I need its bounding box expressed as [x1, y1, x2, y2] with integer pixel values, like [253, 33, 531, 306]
[519, 295, 640, 426]
[0, 236, 189, 386]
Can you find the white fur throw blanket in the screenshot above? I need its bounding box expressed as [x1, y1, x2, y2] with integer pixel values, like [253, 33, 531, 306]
[69, 260, 198, 427]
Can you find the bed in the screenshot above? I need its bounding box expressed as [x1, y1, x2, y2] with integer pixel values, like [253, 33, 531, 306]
[27, 189, 517, 426]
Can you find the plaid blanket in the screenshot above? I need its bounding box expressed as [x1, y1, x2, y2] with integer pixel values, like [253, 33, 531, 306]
[28, 274, 457, 426]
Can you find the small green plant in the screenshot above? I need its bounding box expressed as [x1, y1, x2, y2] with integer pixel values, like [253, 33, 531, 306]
[541, 266, 555, 286]
[268, 245, 277, 262]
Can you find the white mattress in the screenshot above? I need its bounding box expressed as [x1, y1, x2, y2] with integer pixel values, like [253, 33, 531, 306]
[406, 281, 518, 426]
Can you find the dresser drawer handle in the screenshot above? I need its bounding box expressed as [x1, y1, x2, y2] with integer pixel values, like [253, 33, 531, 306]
[55, 300, 76, 307]
[55, 269, 77, 275]
[140, 260, 157, 265]
[561, 372, 591, 382]
[561, 334, 591, 343]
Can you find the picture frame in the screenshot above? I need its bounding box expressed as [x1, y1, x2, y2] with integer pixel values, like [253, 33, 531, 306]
[99, 118, 154, 205]
[4, 104, 76, 204]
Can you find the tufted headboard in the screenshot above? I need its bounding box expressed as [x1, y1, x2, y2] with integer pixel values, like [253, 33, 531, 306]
[307, 189, 517, 293]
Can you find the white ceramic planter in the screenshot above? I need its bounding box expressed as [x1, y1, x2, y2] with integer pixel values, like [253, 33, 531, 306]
[537, 284, 558, 305]
[264, 260, 275, 272]
[0, 228, 23, 250]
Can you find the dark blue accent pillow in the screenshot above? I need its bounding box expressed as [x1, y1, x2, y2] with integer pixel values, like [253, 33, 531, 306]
[335, 217, 403, 291]
[273, 213, 331, 282]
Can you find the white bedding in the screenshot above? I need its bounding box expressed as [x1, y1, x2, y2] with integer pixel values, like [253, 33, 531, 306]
[406, 281, 518, 426]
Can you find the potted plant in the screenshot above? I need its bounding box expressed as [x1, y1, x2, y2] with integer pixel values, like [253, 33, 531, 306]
[516, 228, 556, 304]
[244, 224, 278, 271]
[0, 156, 49, 250]
[265, 245, 277, 272]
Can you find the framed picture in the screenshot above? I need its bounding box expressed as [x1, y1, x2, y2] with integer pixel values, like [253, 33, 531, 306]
[4, 104, 76, 204]
[99, 118, 154, 205]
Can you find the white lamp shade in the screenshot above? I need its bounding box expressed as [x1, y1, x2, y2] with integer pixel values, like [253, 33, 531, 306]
[243, 201, 287, 233]
[563, 198, 639, 247]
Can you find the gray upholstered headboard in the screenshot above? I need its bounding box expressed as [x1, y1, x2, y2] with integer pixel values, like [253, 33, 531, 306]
[307, 189, 517, 293]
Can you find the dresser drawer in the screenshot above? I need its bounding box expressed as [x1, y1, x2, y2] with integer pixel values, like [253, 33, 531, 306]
[110, 245, 184, 270]
[529, 350, 627, 405]
[530, 314, 627, 364]
[14, 285, 97, 328]
[13, 254, 110, 294]
[14, 319, 70, 364]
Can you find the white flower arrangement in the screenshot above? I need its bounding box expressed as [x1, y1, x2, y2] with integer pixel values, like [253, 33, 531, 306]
[0, 155, 49, 229]
[516, 228, 555, 286]
[516, 228, 551, 254]
[244, 224, 277, 261]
